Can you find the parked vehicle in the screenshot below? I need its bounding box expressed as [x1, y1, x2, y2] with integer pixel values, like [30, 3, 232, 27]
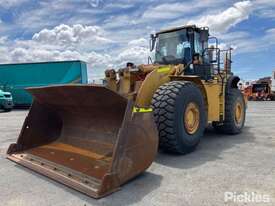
[0, 89, 13, 112]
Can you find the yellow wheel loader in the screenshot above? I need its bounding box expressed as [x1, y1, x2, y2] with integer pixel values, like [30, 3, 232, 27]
[7, 25, 246, 198]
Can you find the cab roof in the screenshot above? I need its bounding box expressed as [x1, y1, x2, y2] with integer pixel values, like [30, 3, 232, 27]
[156, 25, 206, 35]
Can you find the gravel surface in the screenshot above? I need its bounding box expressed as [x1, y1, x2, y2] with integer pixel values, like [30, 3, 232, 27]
[0, 102, 274, 206]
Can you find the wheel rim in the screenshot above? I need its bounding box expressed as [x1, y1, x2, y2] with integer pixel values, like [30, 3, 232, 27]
[184, 102, 200, 135]
[235, 101, 243, 125]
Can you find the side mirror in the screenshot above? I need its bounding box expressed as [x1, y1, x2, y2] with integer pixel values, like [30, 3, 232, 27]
[150, 34, 156, 51]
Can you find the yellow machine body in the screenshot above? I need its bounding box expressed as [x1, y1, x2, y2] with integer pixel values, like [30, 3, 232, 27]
[7, 25, 245, 199]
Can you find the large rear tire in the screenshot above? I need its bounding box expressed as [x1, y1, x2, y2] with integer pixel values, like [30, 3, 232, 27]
[213, 88, 246, 134]
[151, 81, 206, 154]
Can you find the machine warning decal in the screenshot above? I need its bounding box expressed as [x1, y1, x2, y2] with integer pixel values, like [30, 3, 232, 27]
[157, 67, 170, 73]
[133, 107, 153, 113]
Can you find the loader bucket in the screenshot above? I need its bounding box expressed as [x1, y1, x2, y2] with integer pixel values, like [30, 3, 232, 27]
[7, 85, 158, 198]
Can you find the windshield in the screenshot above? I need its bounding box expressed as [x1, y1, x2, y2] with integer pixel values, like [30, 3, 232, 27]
[155, 29, 191, 64]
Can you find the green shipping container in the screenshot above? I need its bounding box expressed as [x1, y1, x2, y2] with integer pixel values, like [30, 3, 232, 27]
[0, 60, 88, 106]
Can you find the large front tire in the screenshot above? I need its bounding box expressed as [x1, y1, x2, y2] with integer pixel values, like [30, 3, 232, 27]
[152, 81, 206, 154]
[213, 88, 246, 134]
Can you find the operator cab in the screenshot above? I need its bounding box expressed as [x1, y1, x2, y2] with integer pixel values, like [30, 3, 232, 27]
[150, 25, 229, 80]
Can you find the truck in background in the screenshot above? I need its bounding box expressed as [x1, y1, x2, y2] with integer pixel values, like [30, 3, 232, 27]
[0, 60, 88, 107]
[249, 83, 273, 101]
[243, 75, 275, 101]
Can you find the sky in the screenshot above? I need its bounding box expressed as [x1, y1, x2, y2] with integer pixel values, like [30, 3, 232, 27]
[0, 0, 274, 81]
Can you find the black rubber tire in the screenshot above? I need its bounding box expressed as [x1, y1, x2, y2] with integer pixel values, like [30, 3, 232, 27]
[151, 81, 206, 154]
[213, 88, 246, 134]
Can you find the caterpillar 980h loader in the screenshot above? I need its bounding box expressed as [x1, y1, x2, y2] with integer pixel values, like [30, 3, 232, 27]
[7, 25, 246, 198]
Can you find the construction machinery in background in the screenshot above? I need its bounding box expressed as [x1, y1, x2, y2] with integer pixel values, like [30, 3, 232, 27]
[7, 25, 246, 198]
[243, 76, 275, 101]
[246, 83, 272, 101]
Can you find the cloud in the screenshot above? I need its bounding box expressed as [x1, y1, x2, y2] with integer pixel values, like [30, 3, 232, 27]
[0, 24, 112, 78]
[102, 15, 138, 30]
[257, 9, 275, 19]
[142, 3, 189, 20]
[253, 0, 275, 19]
[218, 28, 275, 55]
[264, 28, 275, 42]
[0, 0, 274, 81]
[128, 38, 148, 47]
[12, 1, 103, 32]
[32, 24, 113, 50]
[141, 0, 227, 21]
[5, 44, 114, 79]
[86, 0, 104, 8]
[0, 24, 152, 80]
[0, 0, 28, 9]
[0, 36, 7, 44]
[188, 1, 253, 33]
[254, 0, 275, 7]
[116, 46, 149, 67]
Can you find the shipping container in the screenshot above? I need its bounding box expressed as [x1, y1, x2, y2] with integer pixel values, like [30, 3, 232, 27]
[0, 60, 88, 106]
